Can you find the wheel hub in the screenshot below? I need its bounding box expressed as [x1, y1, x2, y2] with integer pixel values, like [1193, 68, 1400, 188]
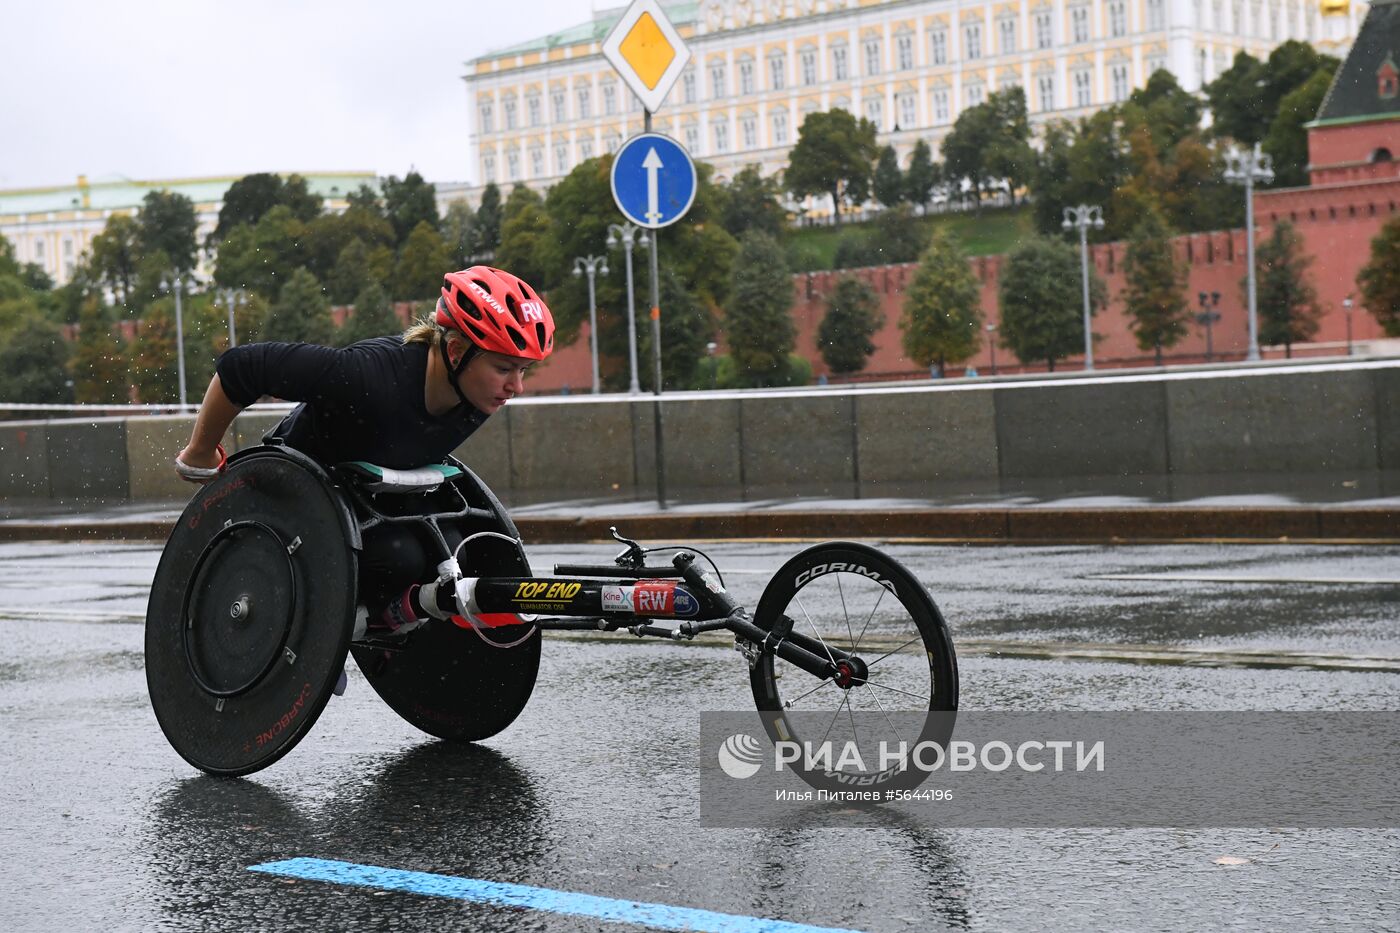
[832, 655, 869, 689]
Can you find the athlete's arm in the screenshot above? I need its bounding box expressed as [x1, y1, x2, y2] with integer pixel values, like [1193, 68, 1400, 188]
[178, 374, 242, 471]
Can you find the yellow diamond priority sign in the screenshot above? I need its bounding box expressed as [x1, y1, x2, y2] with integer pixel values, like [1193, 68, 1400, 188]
[602, 0, 691, 114]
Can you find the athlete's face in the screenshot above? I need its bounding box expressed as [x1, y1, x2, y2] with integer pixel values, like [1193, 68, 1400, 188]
[456, 348, 533, 414]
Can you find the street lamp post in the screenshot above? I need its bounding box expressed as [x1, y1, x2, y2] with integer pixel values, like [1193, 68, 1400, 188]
[221, 287, 245, 349]
[159, 272, 190, 408]
[985, 323, 998, 375]
[572, 255, 609, 393]
[1196, 291, 1222, 361]
[606, 222, 647, 394]
[1342, 296, 1355, 357]
[1223, 143, 1274, 362]
[1062, 204, 1104, 371]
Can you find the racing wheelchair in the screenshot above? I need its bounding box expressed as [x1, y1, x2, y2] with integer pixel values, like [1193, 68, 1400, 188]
[146, 444, 959, 789]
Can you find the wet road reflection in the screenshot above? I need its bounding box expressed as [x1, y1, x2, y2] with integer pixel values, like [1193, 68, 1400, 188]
[1, 539, 1397, 931]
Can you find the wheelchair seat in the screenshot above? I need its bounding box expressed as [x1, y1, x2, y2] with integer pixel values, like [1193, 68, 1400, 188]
[337, 461, 464, 494]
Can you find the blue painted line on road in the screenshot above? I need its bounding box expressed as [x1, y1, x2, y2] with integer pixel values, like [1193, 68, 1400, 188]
[248, 857, 864, 933]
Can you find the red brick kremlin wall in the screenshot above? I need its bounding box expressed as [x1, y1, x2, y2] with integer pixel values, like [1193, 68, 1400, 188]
[523, 179, 1398, 392]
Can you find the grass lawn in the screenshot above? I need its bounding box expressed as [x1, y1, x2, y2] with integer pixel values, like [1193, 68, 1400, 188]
[784, 204, 1035, 272]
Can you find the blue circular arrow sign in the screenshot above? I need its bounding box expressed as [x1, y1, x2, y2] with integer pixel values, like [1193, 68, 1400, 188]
[610, 133, 696, 229]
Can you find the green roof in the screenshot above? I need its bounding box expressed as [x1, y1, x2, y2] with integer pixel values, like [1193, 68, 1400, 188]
[475, 2, 698, 61]
[0, 171, 378, 216]
[1313, 0, 1400, 125]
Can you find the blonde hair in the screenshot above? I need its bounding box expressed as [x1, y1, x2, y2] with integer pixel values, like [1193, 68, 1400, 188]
[401, 316, 442, 346]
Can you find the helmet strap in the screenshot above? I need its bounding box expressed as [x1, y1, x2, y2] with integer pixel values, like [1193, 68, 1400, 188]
[439, 335, 478, 412]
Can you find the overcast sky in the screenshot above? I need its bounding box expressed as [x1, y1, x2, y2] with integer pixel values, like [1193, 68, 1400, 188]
[1, 0, 601, 191]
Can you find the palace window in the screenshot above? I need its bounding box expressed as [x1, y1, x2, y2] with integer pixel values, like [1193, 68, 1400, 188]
[930, 28, 948, 65]
[965, 23, 982, 60]
[864, 38, 882, 75]
[769, 52, 787, 90]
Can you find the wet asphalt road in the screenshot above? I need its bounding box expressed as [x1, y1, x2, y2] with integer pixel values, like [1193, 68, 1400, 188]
[2, 539, 1398, 931]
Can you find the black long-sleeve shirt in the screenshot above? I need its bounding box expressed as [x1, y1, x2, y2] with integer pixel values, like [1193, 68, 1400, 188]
[216, 337, 488, 469]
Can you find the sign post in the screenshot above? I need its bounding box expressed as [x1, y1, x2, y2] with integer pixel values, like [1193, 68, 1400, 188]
[603, 0, 692, 509]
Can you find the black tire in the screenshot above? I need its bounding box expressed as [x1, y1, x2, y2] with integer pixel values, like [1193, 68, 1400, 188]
[749, 542, 958, 793]
[350, 466, 539, 742]
[145, 447, 358, 776]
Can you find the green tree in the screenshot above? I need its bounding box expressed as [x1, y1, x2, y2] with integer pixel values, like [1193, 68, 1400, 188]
[944, 88, 1033, 211]
[326, 238, 393, 305]
[496, 186, 552, 289]
[1248, 220, 1322, 357]
[725, 231, 795, 386]
[1120, 70, 1203, 154]
[382, 170, 440, 247]
[347, 183, 383, 216]
[337, 283, 400, 346]
[88, 214, 143, 311]
[1264, 68, 1336, 187]
[469, 181, 503, 258]
[0, 308, 72, 403]
[870, 205, 931, 265]
[637, 269, 717, 391]
[137, 190, 199, 273]
[301, 206, 395, 283]
[537, 155, 737, 383]
[261, 268, 334, 345]
[69, 298, 129, 403]
[280, 174, 324, 223]
[998, 235, 1102, 372]
[1206, 51, 1268, 144]
[818, 277, 881, 374]
[1358, 213, 1400, 337]
[127, 300, 177, 403]
[785, 108, 879, 224]
[900, 232, 982, 374]
[1122, 208, 1190, 364]
[904, 139, 940, 211]
[719, 166, 787, 238]
[1207, 41, 1339, 146]
[213, 206, 309, 298]
[392, 221, 454, 300]
[440, 199, 476, 268]
[212, 173, 284, 243]
[1031, 112, 1127, 237]
[984, 87, 1035, 204]
[872, 145, 905, 208]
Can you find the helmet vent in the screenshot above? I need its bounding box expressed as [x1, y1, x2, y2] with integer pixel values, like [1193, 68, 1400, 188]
[510, 329, 528, 351]
[505, 293, 523, 324]
[454, 287, 483, 320]
[536, 323, 548, 349]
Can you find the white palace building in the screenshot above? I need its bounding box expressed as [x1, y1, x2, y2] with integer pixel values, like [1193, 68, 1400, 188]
[462, 0, 1365, 198]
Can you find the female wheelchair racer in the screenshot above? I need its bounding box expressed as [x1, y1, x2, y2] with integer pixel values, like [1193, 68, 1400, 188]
[148, 265, 959, 786]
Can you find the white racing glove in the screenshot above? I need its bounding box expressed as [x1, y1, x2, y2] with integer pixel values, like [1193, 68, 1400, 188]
[175, 443, 227, 484]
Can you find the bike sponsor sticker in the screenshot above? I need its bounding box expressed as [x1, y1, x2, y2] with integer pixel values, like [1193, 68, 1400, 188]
[634, 582, 676, 615]
[601, 586, 633, 613]
[673, 586, 700, 617]
[511, 580, 582, 612]
[794, 562, 897, 596]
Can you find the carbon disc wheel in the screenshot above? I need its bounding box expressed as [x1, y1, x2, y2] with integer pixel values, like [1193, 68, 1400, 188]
[145, 447, 358, 776]
[749, 542, 958, 793]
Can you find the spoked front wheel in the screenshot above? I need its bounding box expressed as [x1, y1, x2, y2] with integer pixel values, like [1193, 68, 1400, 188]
[748, 542, 958, 792]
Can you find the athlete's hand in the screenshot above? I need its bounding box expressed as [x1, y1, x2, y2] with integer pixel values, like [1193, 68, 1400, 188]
[175, 443, 227, 484]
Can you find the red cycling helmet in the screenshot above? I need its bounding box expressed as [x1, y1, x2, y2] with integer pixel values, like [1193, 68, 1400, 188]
[435, 266, 555, 360]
